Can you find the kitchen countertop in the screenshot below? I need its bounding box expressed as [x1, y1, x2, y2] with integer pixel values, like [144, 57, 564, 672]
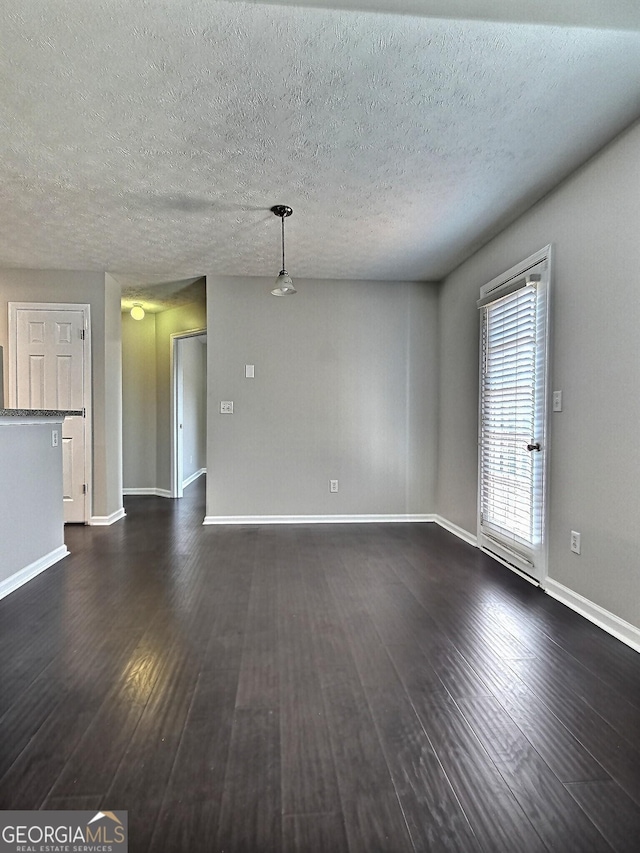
[0, 408, 83, 418]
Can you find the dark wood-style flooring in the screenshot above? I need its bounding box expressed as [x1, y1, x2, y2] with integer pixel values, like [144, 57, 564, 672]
[1, 478, 640, 851]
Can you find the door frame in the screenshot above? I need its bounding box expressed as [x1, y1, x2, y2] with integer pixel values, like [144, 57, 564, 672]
[170, 328, 206, 498]
[8, 302, 93, 523]
[476, 245, 553, 586]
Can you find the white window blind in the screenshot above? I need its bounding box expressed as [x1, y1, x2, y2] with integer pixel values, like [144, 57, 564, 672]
[479, 281, 544, 555]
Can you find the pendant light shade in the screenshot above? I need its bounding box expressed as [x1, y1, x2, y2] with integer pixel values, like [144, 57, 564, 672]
[272, 271, 296, 297]
[270, 205, 296, 296]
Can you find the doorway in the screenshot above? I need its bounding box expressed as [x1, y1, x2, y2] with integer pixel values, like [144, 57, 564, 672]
[477, 247, 552, 583]
[8, 302, 92, 523]
[170, 330, 207, 498]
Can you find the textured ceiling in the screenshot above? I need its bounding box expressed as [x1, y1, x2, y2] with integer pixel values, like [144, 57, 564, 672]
[120, 275, 205, 313]
[255, 0, 640, 31]
[2, 0, 640, 300]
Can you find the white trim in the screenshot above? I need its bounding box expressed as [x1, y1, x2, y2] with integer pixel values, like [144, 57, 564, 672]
[479, 245, 551, 301]
[433, 515, 478, 547]
[476, 245, 553, 585]
[0, 545, 69, 601]
[183, 467, 206, 488]
[89, 507, 126, 526]
[123, 488, 172, 498]
[203, 513, 435, 526]
[545, 578, 640, 654]
[170, 328, 206, 499]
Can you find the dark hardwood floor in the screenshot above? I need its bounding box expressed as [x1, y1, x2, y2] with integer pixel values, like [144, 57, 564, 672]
[1, 477, 640, 851]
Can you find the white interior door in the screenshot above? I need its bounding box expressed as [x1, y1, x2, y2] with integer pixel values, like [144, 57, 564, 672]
[11, 304, 89, 523]
[477, 248, 551, 583]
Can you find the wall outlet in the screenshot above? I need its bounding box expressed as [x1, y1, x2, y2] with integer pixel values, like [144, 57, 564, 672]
[220, 401, 234, 414]
[552, 390, 563, 412]
[570, 530, 581, 554]
[329, 479, 339, 493]
[51, 429, 59, 447]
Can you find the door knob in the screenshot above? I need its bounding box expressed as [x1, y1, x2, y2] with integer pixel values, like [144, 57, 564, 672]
[527, 442, 541, 452]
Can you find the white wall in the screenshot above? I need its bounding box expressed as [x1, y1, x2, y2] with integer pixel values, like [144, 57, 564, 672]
[102, 273, 124, 517]
[437, 118, 640, 630]
[0, 269, 122, 520]
[181, 335, 206, 482]
[121, 311, 157, 490]
[155, 302, 207, 493]
[205, 276, 438, 519]
[0, 421, 65, 589]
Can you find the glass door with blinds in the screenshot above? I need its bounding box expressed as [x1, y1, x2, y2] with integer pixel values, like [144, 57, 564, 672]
[477, 247, 551, 583]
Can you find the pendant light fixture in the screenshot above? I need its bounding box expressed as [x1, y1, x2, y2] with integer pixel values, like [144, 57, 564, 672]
[130, 303, 145, 320]
[270, 205, 296, 296]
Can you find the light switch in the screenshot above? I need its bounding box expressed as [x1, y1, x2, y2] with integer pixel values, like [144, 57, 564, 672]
[220, 401, 234, 414]
[245, 364, 255, 378]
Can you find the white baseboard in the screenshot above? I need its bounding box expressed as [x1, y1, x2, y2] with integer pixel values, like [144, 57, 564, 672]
[123, 488, 172, 498]
[0, 545, 69, 601]
[89, 507, 126, 526]
[545, 578, 640, 654]
[183, 468, 206, 488]
[203, 513, 435, 526]
[433, 515, 478, 547]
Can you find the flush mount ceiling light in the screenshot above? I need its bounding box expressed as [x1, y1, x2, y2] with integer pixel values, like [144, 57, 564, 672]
[130, 303, 145, 320]
[270, 205, 296, 296]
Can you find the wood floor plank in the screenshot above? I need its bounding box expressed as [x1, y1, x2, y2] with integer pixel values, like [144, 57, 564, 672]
[366, 681, 483, 853]
[0, 671, 67, 781]
[278, 562, 342, 817]
[282, 812, 349, 853]
[441, 641, 610, 784]
[422, 641, 494, 700]
[325, 574, 400, 688]
[565, 779, 640, 853]
[216, 708, 281, 853]
[49, 608, 197, 799]
[279, 676, 341, 816]
[0, 681, 104, 808]
[457, 695, 614, 852]
[148, 799, 220, 853]
[43, 794, 103, 810]
[488, 672, 608, 784]
[102, 626, 202, 841]
[163, 667, 239, 801]
[507, 656, 640, 805]
[407, 688, 547, 853]
[320, 666, 415, 853]
[528, 636, 640, 745]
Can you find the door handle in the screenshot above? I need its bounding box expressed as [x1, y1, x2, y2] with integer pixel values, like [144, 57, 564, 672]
[527, 442, 541, 452]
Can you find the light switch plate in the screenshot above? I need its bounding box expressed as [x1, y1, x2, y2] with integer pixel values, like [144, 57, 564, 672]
[245, 364, 255, 378]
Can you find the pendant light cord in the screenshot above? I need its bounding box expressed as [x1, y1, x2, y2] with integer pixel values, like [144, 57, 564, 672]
[281, 214, 286, 271]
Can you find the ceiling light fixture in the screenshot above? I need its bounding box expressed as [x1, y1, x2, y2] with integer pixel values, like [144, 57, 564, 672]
[130, 303, 145, 320]
[270, 205, 296, 296]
